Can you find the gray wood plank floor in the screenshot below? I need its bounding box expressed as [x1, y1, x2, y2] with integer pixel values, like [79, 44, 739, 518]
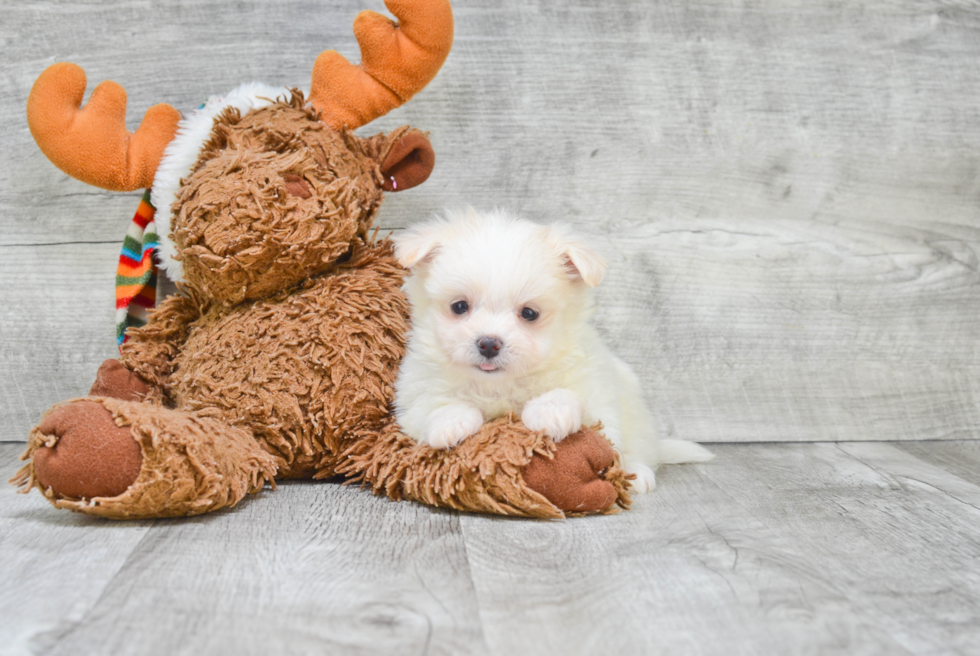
[4, 441, 980, 656]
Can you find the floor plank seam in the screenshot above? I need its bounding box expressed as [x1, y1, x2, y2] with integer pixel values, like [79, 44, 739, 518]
[0, 240, 118, 249]
[55, 520, 160, 638]
[456, 514, 497, 656]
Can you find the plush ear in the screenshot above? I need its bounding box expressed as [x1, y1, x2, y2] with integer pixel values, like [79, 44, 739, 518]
[394, 220, 443, 268]
[381, 129, 435, 192]
[551, 225, 607, 287]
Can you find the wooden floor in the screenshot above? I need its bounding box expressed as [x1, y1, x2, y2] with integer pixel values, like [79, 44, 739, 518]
[3, 440, 979, 656]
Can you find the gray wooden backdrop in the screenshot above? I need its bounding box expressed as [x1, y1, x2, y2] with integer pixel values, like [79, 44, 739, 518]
[2, 0, 980, 444]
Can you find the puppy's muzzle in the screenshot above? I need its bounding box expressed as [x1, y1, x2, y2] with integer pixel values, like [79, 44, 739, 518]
[477, 336, 503, 359]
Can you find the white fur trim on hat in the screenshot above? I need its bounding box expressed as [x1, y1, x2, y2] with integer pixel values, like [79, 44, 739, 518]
[151, 82, 292, 282]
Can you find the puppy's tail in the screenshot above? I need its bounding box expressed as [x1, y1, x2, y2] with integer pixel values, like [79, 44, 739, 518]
[658, 439, 714, 465]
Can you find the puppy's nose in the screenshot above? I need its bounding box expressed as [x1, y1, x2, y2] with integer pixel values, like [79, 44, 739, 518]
[477, 336, 503, 359]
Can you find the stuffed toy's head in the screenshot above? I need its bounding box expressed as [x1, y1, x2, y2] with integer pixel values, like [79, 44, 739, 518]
[26, 0, 452, 306]
[164, 94, 433, 304]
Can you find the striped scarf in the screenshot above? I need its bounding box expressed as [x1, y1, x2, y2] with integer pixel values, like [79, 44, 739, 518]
[115, 191, 159, 347]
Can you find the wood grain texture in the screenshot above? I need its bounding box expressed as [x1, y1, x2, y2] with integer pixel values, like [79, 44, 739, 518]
[460, 442, 980, 655]
[0, 244, 119, 441]
[2, 0, 980, 442]
[6, 441, 980, 655]
[1, 446, 487, 656]
[893, 439, 980, 487]
[0, 443, 154, 656]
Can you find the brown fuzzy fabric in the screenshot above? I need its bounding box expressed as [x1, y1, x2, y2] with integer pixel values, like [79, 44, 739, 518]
[159, 238, 407, 476]
[173, 92, 386, 306]
[338, 417, 632, 518]
[119, 289, 208, 399]
[594, 463, 633, 514]
[14, 397, 278, 519]
[338, 414, 564, 518]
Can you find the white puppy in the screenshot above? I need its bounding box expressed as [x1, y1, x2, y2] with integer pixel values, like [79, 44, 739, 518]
[393, 208, 712, 492]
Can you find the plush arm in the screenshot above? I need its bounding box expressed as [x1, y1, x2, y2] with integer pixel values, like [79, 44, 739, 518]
[118, 288, 207, 394]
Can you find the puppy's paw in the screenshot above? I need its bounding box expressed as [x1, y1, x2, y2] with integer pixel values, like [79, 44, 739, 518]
[521, 388, 583, 442]
[422, 404, 484, 449]
[623, 461, 657, 494]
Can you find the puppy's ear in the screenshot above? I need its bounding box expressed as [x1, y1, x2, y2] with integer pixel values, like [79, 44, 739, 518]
[563, 240, 607, 287]
[395, 222, 442, 269]
[550, 225, 607, 287]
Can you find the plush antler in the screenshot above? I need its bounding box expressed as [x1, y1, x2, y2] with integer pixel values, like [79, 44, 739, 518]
[309, 0, 454, 130]
[26, 63, 181, 191]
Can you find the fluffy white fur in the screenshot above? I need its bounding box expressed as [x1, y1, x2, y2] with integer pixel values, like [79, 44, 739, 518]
[393, 208, 713, 493]
[150, 82, 292, 282]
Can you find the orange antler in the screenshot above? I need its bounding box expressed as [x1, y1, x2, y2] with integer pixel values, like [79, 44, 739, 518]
[26, 63, 181, 191]
[309, 0, 454, 130]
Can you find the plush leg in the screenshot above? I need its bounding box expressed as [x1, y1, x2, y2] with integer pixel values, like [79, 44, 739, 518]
[12, 397, 278, 519]
[335, 415, 631, 519]
[88, 359, 150, 401]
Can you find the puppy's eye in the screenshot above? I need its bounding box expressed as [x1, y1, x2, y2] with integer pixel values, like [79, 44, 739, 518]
[520, 307, 539, 322]
[451, 300, 469, 315]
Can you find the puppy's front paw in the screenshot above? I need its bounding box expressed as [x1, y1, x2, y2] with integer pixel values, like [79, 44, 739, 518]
[521, 389, 583, 442]
[423, 404, 484, 449]
[624, 461, 657, 494]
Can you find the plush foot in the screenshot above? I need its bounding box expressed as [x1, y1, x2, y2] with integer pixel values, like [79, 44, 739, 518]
[32, 401, 142, 499]
[89, 359, 149, 401]
[522, 427, 619, 513]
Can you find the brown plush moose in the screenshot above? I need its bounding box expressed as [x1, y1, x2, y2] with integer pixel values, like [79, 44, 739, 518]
[13, 0, 631, 519]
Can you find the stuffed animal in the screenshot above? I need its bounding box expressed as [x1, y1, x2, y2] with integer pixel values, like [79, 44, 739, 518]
[12, 0, 631, 519]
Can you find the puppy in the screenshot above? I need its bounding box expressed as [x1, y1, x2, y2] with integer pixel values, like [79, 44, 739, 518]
[393, 208, 712, 492]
